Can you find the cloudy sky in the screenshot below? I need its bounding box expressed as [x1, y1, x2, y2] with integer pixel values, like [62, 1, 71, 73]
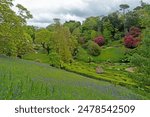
[13, 0, 150, 27]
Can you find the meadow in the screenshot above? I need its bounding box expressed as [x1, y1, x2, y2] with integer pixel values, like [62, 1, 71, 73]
[0, 55, 147, 100]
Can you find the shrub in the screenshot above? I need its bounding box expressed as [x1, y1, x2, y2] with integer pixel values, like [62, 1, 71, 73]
[49, 52, 62, 68]
[124, 35, 140, 49]
[124, 27, 141, 49]
[86, 41, 101, 56]
[76, 47, 91, 62]
[94, 36, 105, 46]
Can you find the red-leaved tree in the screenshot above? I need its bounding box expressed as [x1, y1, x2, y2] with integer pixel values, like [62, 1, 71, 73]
[124, 27, 141, 48]
[94, 36, 105, 46]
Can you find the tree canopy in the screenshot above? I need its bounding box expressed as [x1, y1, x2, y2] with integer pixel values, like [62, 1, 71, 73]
[0, 0, 33, 57]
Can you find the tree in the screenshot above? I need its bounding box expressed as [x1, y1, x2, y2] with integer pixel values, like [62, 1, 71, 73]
[107, 11, 123, 32]
[125, 11, 140, 30]
[63, 20, 81, 33]
[103, 20, 113, 43]
[102, 12, 123, 40]
[35, 29, 53, 54]
[119, 4, 130, 33]
[16, 33, 33, 58]
[119, 4, 130, 14]
[82, 16, 101, 32]
[137, 4, 150, 28]
[52, 24, 77, 62]
[81, 16, 101, 41]
[0, 0, 33, 57]
[38, 19, 78, 63]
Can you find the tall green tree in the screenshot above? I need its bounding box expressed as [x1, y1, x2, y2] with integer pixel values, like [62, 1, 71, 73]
[103, 20, 113, 43]
[63, 20, 81, 33]
[82, 16, 101, 32]
[0, 0, 33, 57]
[35, 29, 53, 54]
[125, 11, 140, 30]
[119, 4, 130, 33]
[107, 11, 123, 33]
[52, 24, 77, 62]
[138, 4, 150, 28]
[119, 4, 130, 14]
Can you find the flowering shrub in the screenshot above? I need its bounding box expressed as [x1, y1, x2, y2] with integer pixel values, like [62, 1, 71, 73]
[124, 27, 141, 48]
[94, 36, 105, 46]
[124, 35, 140, 48]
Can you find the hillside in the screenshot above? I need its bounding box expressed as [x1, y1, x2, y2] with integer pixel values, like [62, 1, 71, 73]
[0, 56, 147, 100]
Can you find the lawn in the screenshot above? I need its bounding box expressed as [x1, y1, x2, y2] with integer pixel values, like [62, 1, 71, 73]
[0, 55, 148, 99]
[98, 47, 125, 62]
[23, 53, 49, 63]
[76, 46, 126, 63]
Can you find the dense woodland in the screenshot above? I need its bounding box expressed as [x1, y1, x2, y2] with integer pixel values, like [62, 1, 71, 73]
[0, 0, 150, 99]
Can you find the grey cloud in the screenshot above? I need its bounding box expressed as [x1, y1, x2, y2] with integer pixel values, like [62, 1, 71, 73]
[49, 0, 124, 19]
[54, 7, 88, 17]
[14, 0, 150, 27]
[29, 19, 53, 23]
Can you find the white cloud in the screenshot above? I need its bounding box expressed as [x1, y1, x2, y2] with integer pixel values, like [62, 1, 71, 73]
[13, 0, 150, 27]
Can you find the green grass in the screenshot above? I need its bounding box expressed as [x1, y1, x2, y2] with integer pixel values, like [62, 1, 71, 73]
[0, 55, 148, 99]
[95, 47, 125, 62]
[23, 53, 49, 63]
[76, 46, 126, 63]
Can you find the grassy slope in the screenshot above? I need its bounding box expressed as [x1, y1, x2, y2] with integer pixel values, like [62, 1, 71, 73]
[76, 46, 125, 63]
[98, 47, 125, 62]
[0, 56, 147, 99]
[23, 51, 136, 86]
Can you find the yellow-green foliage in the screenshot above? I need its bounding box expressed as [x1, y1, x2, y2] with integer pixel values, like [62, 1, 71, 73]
[63, 62, 136, 87]
[0, 0, 32, 57]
